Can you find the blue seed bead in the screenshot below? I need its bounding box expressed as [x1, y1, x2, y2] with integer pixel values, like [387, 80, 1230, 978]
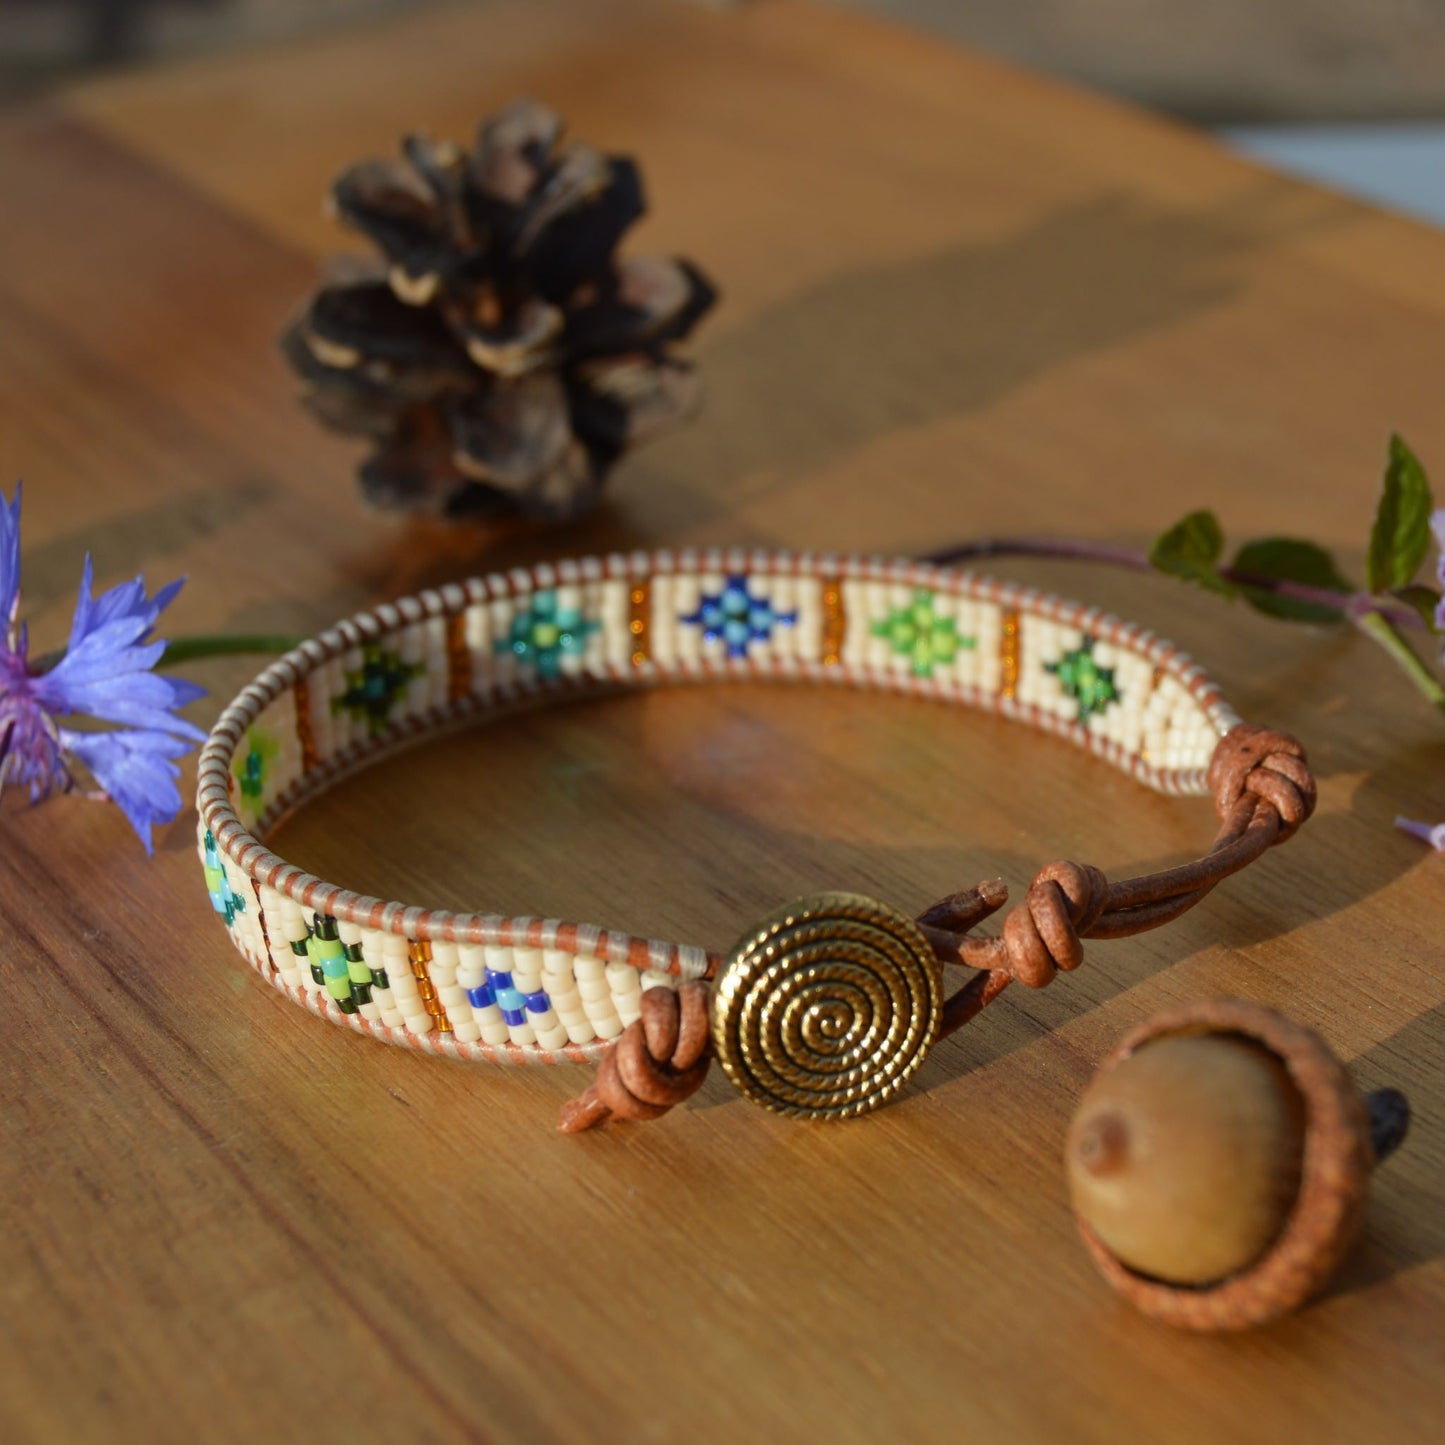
[494, 986, 526, 1013]
[501, 1007, 527, 1027]
[524, 992, 550, 1013]
[487, 970, 514, 990]
[467, 984, 495, 1009]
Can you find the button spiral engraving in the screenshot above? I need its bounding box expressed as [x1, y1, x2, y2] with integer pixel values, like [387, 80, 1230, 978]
[711, 892, 943, 1120]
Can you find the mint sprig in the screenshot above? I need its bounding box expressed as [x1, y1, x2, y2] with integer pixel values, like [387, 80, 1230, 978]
[1146, 434, 1442, 708]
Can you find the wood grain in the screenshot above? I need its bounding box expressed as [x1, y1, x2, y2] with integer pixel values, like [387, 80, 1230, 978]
[3, 1, 1444, 1440]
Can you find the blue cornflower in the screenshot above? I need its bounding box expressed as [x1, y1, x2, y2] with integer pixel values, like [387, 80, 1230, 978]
[0, 485, 204, 853]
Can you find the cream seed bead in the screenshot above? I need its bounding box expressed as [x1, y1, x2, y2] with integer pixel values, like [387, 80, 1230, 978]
[793, 579, 823, 659]
[607, 964, 643, 1024]
[543, 958, 577, 987]
[767, 576, 797, 659]
[554, 1010, 586, 1041]
[469, 995, 507, 1037]
[401, 1008, 433, 1036]
[651, 620, 678, 667]
[572, 956, 605, 981]
[525, 1006, 563, 1041]
[394, 990, 427, 1018]
[577, 976, 611, 1003]
[377, 1003, 405, 1030]
[548, 985, 582, 1016]
[484, 944, 515, 974]
[870, 587, 900, 671]
[640, 969, 673, 993]
[580, 985, 616, 1017]
[536, 1023, 570, 1051]
[272, 898, 310, 988]
[223, 860, 262, 958]
[463, 603, 490, 668]
[437, 984, 469, 1010]
[597, 583, 629, 668]
[366, 967, 404, 1027]
[392, 972, 428, 1010]
[582, 991, 622, 1034]
[274, 895, 309, 948]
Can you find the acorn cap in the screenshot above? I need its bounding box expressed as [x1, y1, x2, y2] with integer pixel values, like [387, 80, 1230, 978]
[1072, 999, 1377, 1331]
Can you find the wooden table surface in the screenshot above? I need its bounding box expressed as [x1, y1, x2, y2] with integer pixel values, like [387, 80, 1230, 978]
[3, 1, 1443, 1439]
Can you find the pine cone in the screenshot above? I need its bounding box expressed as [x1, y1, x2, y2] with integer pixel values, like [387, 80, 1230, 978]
[280, 99, 717, 521]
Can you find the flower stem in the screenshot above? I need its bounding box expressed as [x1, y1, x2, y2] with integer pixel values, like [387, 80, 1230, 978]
[923, 536, 1423, 630]
[1355, 611, 1445, 709]
[157, 634, 306, 668]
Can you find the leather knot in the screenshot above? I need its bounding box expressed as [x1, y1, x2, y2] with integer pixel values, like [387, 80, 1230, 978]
[558, 981, 712, 1132]
[1000, 860, 1108, 988]
[1207, 724, 1316, 841]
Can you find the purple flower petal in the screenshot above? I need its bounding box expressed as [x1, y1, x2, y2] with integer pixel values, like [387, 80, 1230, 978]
[0, 485, 21, 632]
[61, 727, 193, 854]
[33, 557, 205, 737]
[0, 703, 70, 803]
[1394, 815, 1445, 850]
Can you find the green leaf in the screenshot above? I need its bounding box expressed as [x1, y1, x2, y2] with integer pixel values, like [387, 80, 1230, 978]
[1229, 537, 1351, 623]
[1391, 583, 1443, 632]
[1148, 511, 1237, 598]
[1366, 434, 1434, 593]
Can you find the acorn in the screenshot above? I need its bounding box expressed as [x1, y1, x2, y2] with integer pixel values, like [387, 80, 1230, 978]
[1066, 999, 1409, 1331]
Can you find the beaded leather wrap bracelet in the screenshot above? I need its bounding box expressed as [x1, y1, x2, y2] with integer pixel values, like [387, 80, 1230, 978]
[196, 549, 1316, 1131]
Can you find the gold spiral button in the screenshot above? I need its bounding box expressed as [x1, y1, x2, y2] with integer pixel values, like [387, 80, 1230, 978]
[711, 892, 943, 1120]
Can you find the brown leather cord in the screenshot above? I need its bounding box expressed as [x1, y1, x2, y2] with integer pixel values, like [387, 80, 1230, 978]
[558, 724, 1315, 1131]
[557, 982, 712, 1133]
